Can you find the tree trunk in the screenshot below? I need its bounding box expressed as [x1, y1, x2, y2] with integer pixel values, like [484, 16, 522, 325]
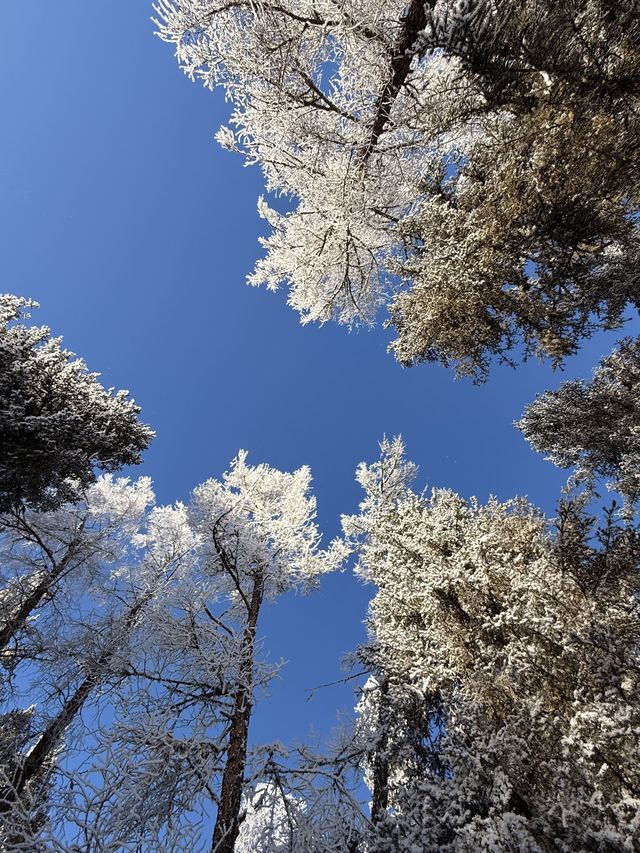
[0, 591, 152, 812]
[370, 677, 390, 826]
[363, 0, 431, 160]
[211, 573, 264, 853]
[0, 548, 77, 651]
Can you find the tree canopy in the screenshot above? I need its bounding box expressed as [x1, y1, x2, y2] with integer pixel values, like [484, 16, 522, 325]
[2, 3, 640, 850]
[156, 0, 640, 377]
[345, 438, 640, 851]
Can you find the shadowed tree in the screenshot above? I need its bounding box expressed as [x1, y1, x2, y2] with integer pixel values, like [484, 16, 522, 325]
[519, 336, 640, 504]
[0, 294, 153, 511]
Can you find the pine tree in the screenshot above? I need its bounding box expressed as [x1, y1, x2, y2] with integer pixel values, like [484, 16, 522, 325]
[519, 336, 640, 504]
[0, 295, 153, 511]
[345, 438, 640, 851]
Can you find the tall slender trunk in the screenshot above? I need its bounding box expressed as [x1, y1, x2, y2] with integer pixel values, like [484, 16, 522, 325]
[0, 549, 77, 651]
[211, 573, 264, 853]
[370, 677, 390, 826]
[0, 591, 152, 813]
[362, 0, 431, 160]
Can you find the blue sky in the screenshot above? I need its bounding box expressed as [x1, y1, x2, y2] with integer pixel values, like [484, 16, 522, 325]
[1, 1, 636, 752]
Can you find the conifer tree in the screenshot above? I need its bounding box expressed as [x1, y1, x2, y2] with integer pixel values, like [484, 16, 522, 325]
[519, 336, 640, 504]
[345, 438, 640, 851]
[0, 295, 153, 511]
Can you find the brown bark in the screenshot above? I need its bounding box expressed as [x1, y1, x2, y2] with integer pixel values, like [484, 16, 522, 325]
[211, 572, 264, 853]
[362, 0, 432, 161]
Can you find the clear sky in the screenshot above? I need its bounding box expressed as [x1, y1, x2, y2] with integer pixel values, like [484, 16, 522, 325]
[1, 1, 636, 751]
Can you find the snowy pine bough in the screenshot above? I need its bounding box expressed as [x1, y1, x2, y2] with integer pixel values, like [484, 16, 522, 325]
[0, 294, 153, 511]
[519, 336, 640, 506]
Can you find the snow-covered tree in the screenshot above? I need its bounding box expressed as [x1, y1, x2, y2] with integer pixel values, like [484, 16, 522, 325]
[0, 474, 154, 675]
[0, 294, 153, 511]
[0, 487, 199, 847]
[0, 708, 53, 851]
[62, 453, 343, 853]
[519, 336, 640, 504]
[193, 452, 342, 853]
[233, 737, 367, 853]
[345, 438, 640, 851]
[155, 0, 640, 378]
[234, 781, 303, 852]
[234, 773, 364, 853]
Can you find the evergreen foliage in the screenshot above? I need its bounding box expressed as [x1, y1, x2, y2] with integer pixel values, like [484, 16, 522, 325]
[519, 337, 640, 503]
[345, 439, 640, 851]
[0, 295, 153, 511]
[2, 4, 639, 850]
